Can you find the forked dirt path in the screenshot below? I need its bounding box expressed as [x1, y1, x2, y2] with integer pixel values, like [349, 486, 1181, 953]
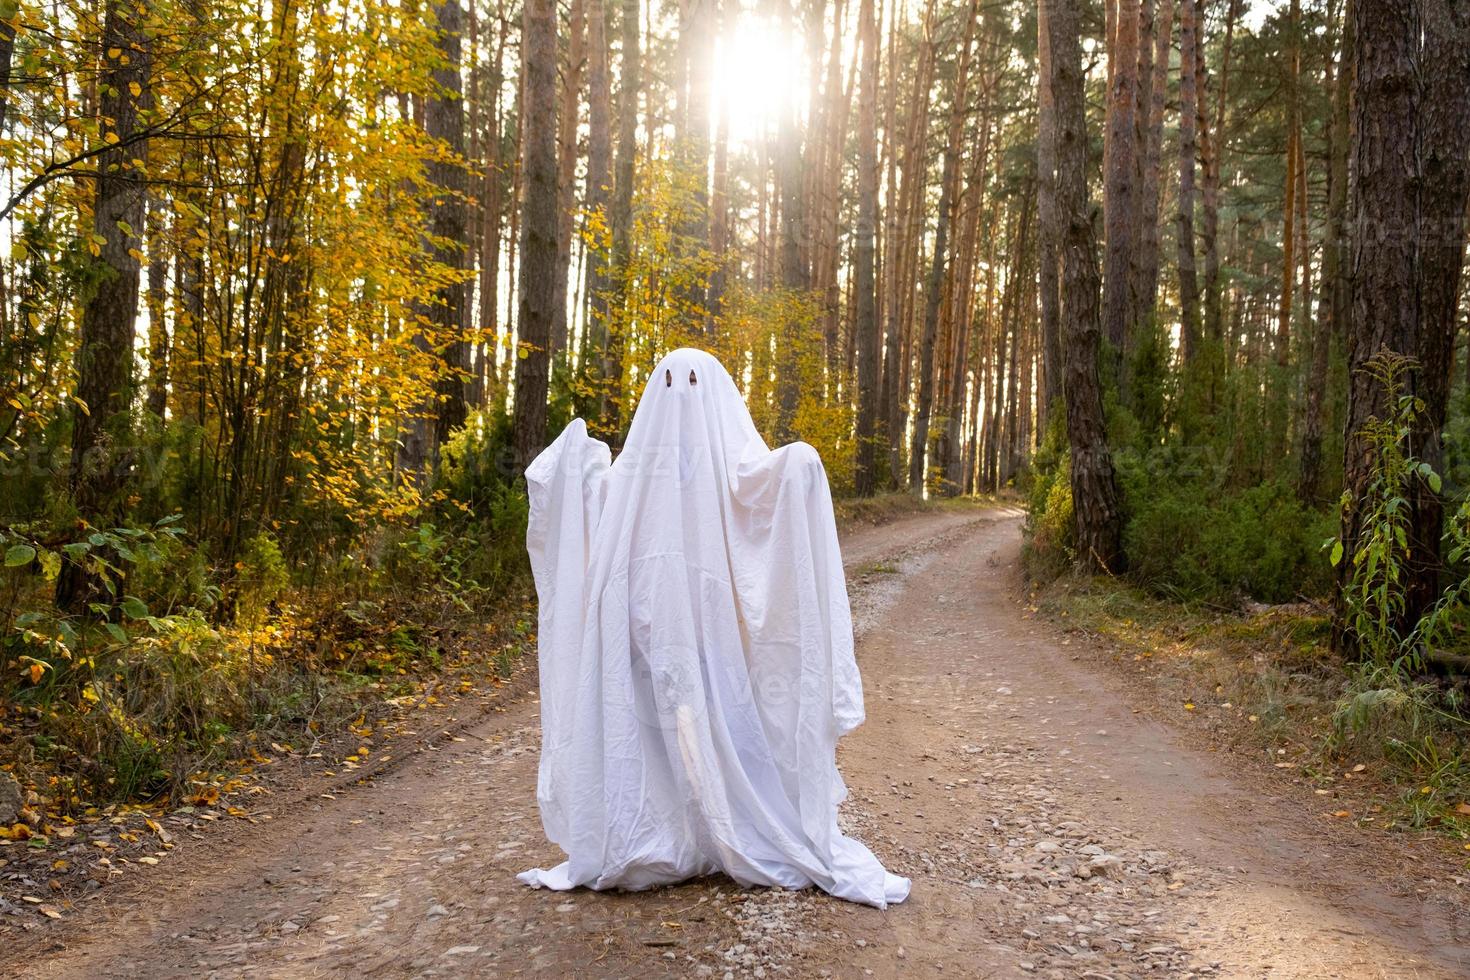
[5, 508, 1467, 979]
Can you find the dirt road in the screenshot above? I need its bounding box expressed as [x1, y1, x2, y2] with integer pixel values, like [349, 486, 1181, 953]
[7, 508, 1467, 979]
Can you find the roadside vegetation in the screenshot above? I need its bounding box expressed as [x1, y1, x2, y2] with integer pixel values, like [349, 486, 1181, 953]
[1026, 352, 1470, 847]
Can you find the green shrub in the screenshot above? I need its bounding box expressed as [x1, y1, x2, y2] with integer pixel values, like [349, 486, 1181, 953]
[1022, 413, 1074, 580]
[1123, 480, 1333, 603]
[235, 532, 289, 628]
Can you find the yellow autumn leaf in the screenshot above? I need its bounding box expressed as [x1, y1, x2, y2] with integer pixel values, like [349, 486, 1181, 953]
[28, 662, 44, 684]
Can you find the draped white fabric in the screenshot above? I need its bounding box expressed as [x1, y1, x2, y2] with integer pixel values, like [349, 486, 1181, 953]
[517, 348, 910, 909]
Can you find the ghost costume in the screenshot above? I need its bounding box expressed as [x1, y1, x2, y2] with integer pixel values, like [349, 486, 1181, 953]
[518, 348, 909, 909]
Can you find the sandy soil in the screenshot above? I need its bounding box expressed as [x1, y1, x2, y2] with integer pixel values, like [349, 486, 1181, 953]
[4, 507, 1467, 979]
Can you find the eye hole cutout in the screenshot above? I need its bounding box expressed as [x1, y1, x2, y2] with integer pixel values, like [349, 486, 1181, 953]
[689, 369, 698, 387]
[665, 368, 672, 388]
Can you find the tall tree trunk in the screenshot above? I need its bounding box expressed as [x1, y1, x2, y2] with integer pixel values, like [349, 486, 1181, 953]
[602, 0, 639, 432]
[1338, 0, 1470, 650]
[512, 0, 558, 470]
[1278, 0, 1302, 367]
[908, 0, 975, 492]
[1176, 0, 1201, 361]
[1103, 0, 1141, 384]
[774, 0, 809, 440]
[1046, 0, 1124, 573]
[675, 0, 713, 329]
[941, 78, 994, 492]
[1135, 0, 1174, 318]
[429, 0, 470, 456]
[582, 0, 613, 383]
[475, 10, 509, 410]
[1201, 0, 1236, 342]
[1298, 0, 1350, 504]
[552, 0, 586, 360]
[144, 193, 169, 419]
[1038, 0, 1063, 419]
[57, 0, 150, 612]
[1412, 0, 1470, 625]
[853, 0, 881, 497]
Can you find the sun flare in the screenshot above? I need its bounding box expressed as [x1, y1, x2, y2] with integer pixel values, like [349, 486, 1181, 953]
[711, 10, 804, 146]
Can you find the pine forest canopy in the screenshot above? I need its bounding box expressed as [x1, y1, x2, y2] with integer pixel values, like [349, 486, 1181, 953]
[0, 0, 1468, 665]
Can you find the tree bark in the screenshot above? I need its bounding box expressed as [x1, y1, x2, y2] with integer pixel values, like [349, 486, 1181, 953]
[1037, 0, 1063, 420]
[57, 0, 150, 612]
[853, 0, 881, 497]
[552, 0, 586, 359]
[1176, 0, 1201, 361]
[1338, 0, 1470, 650]
[474, 9, 509, 410]
[1278, 0, 1302, 367]
[1046, 0, 1124, 574]
[582, 0, 613, 377]
[428, 0, 470, 454]
[144, 193, 169, 419]
[602, 0, 639, 432]
[774, 0, 809, 441]
[1201, 0, 1236, 342]
[1103, 0, 1141, 383]
[675, 0, 713, 328]
[1134, 0, 1173, 319]
[1412, 0, 1470, 623]
[512, 0, 559, 471]
[1298, 0, 1351, 504]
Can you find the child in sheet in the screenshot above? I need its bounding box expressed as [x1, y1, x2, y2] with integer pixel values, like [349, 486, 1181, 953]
[519, 347, 909, 910]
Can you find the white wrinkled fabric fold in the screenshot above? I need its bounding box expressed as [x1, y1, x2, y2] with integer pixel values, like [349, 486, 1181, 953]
[518, 348, 910, 910]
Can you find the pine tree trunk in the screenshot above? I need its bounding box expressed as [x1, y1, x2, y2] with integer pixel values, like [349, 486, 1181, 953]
[1176, 0, 1201, 360]
[1412, 0, 1470, 626]
[1037, 0, 1063, 419]
[552, 0, 586, 360]
[1201, 0, 1236, 342]
[602, 0, 639, 431]
[774, 0, 809, 440]
[853, 0, 881, 497]
[512, 0, 558, 470]
[1298, 2, 1349, 504]
[1103, 0, 1141, 382]
[475, 10, 509, 410]
[144, 193, 169, 419]
[1046, 0, 1124, 574]
[57, 0, 149, 612]
[582, 0, 613, 377]
[1338, 0, 1470, 650]
[675, 0, 713, 329]
[1277, 0, 1301, 367]
[1134, 0, 1173, 318]
[428, 0, 470, 454]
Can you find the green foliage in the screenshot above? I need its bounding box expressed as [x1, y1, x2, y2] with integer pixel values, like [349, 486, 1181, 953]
[1122, 479, 1335, 604]
[1329, 352, 1432, 668]
[1023, 412, 1075, 580]
[235, 533, 289, 628]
